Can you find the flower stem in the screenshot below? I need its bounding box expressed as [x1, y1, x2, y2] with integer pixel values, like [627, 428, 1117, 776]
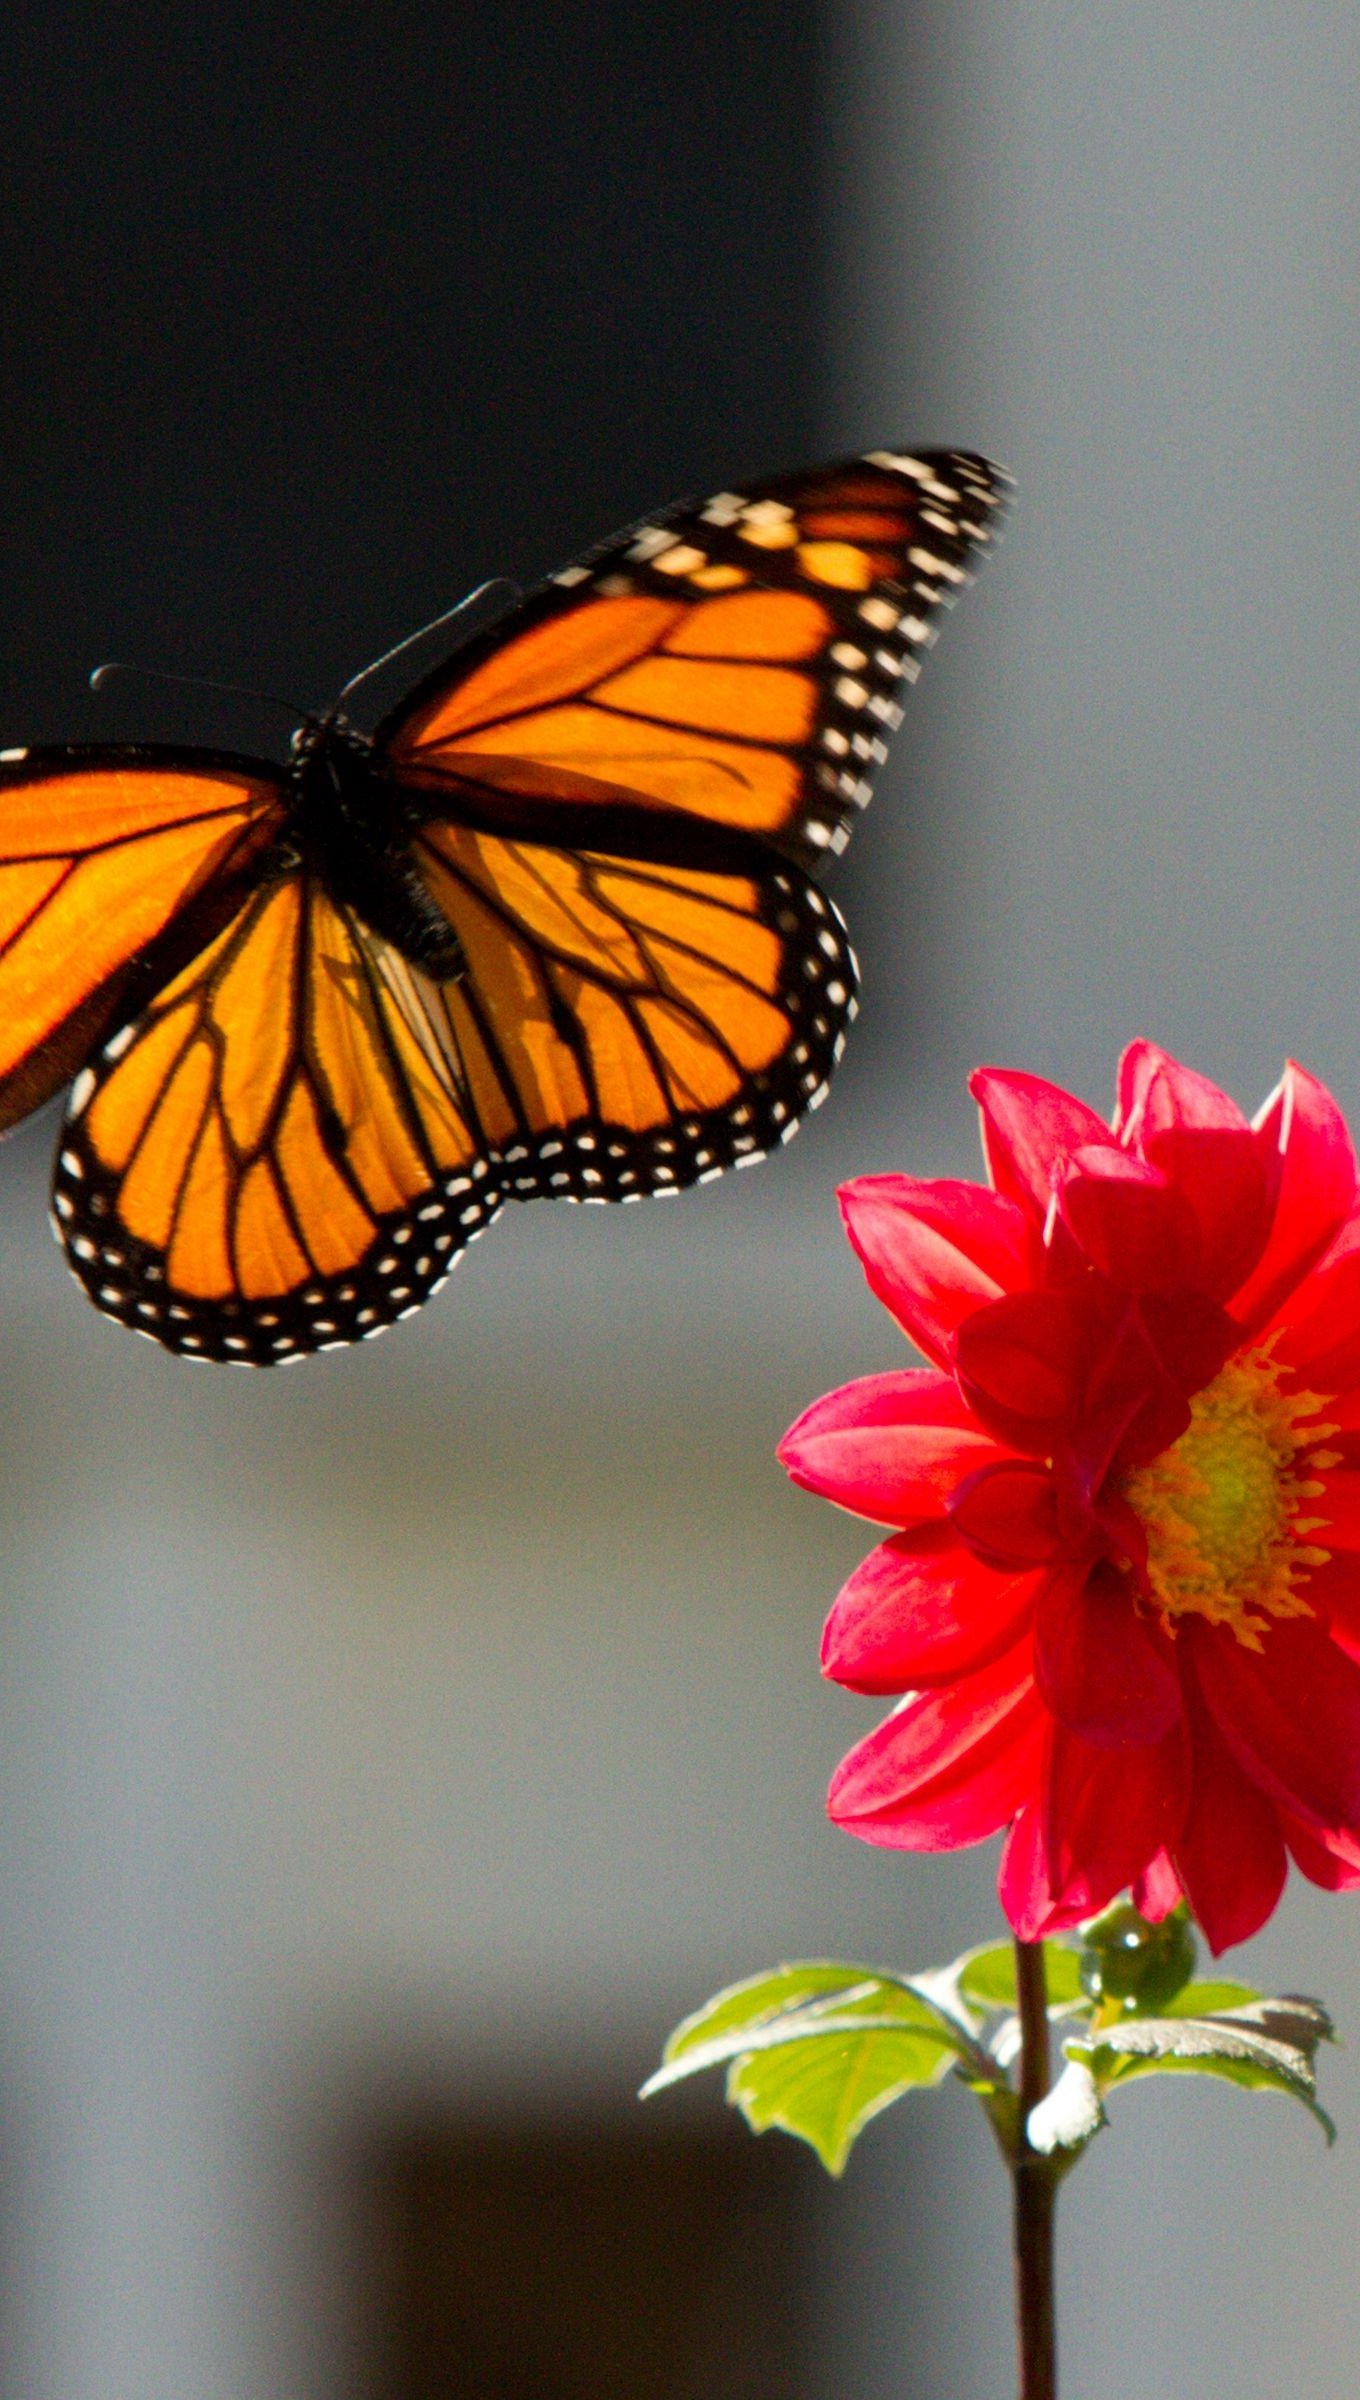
[1012, 1936, 1058, 2400]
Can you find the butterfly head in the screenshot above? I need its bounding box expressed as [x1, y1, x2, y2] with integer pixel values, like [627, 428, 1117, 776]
[289, 707, 370, 762]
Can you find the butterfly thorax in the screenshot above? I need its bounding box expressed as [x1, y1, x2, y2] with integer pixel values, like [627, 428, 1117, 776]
[286, 712, 464, 979]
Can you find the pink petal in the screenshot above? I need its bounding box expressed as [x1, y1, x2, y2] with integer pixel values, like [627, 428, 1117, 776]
[1044, 1720, 1186, 1909]
[1115, 1043, 1277, 1299]
[1116, 1040, 1249, 1143]
[821, 1528, 1039, 1694]
[1283, 1815, 1360, 1892]
[778, 1370, 1004, 1528]
[1264, 1213, 1360, 1385]
[1058, 1147, 1201, 1290]
[1002, 1722, 1184, 1938]
[1233, 1062, 1358, 1333]
[953, 1290, 1093, 1440]
[1306, 1554, 1360, 1661]
[1132, 1848, 1183, 1921]
[1073, 1301, 1193, 1484]
[1173, 1699, 1287, 1953]
[1314, 1469, 1360, 1554]
[838, 1176, 1035, 1367]
[956, 1283, 1191, 1480]
[947, 1460, 1061, 1569]
[1188, 1615, 1360, 1831]
[969, 1067, 1111, 1224]
[827, 1637, 1044, 1851]
[1135, 1291, 1238, 1396]
[998, 1803, 1080, 1938]
[1144, 1127, 1275, 1302]
[1034, 1561, 1182, 1746]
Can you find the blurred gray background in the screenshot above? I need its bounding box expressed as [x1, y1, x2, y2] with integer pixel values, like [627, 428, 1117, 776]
[2, 3, 1360, 2393]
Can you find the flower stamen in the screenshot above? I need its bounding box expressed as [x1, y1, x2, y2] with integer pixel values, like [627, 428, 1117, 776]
[1123, 1343, 1336, 1650]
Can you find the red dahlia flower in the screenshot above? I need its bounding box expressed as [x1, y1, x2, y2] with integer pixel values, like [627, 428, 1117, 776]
[779, 1042, 1360, 1952]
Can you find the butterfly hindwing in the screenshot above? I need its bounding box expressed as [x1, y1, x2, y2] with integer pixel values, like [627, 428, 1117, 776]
[0, 744, 286, 1130]
[378, 448, 1010, 867]
[53, 873, 503, 1362]
[411, 823, 857, 1201]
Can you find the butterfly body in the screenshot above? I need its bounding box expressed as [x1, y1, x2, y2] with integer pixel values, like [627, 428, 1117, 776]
[2, 446, 1009, 1361]
[284, 713, 466, 977]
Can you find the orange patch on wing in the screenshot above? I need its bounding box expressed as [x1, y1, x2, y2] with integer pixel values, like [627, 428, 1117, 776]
[401, 596, 684, 751]
[592, 655, 815, 744]
[795, 542, 875, 591]
[275, 1084, 378, 1272]
[687, 564, 748, 592]
[590, 865, 780, 989]
[444, 703, 799, 833]
[662, 590, 831, 660]
[644, 943, 789, 1069]
[234, 1158, 309, 1297]
[212, 881, 301, 1151]
[308, 913, 431, 1215]
[0, 858, 69, 951]
[85, 1000, 199, 1176]
[432, 828, 650, 985]
[634, 996, 743, 1112]
[548, 971, 668, 1128]
[166, 1103, 234, 1299]
[610, 859, 761, 904]
[0, 767, 263, 857]
[113, 1035, 215, 1253]
[0, 819, 262, 1081]
[803, 510, 909, 541]
[440, 985, 519, 1149]
[436, 878, 590, 1125]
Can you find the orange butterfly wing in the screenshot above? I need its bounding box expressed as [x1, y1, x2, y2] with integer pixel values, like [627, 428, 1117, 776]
[0, 745, 285, 1129]
[409, 823, 855, 1201]
[54, 874, 499, 1361]
[378, 449, 1010, 864]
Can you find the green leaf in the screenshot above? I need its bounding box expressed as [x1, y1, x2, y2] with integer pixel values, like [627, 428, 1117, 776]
[1066, 1995, 1337, 2143]
[952, 1939, 1086, 2014]
[642, 1960, 982, 2176]
[644, 1965, 968, 2095]
[653, 1962, 894, 2069]
[726, 2017, 958, 2175]
[1158, 1978, 1259, 2016]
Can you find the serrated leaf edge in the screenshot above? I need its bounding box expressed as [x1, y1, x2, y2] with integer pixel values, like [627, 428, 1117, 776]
[1064, 1999, 1336, 2143]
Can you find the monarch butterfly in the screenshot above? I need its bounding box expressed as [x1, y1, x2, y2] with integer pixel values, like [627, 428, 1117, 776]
[0, 447, 1008, 1364]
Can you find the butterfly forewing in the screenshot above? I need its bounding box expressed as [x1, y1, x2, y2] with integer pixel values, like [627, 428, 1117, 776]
[53, 874, 503, 1362]
[412, 824, 857, 1201]
[379, 448, 1010, 867]
[0, 745, 286, 1130]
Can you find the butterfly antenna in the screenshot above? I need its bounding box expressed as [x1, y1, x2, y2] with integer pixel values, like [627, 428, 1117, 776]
[336, 578, 523, 707]
[90, 661, 302, 722]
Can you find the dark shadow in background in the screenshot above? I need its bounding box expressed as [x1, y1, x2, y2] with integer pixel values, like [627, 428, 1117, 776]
[2, 3, 828, 748]
[354, 2113, 814, 2400]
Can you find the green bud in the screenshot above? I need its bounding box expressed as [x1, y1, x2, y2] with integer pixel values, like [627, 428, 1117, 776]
[1078, 1901, 1197, 2014]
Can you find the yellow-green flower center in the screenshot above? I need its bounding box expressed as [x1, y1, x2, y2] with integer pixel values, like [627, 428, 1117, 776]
[1122, 1344, 1337, 1649]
